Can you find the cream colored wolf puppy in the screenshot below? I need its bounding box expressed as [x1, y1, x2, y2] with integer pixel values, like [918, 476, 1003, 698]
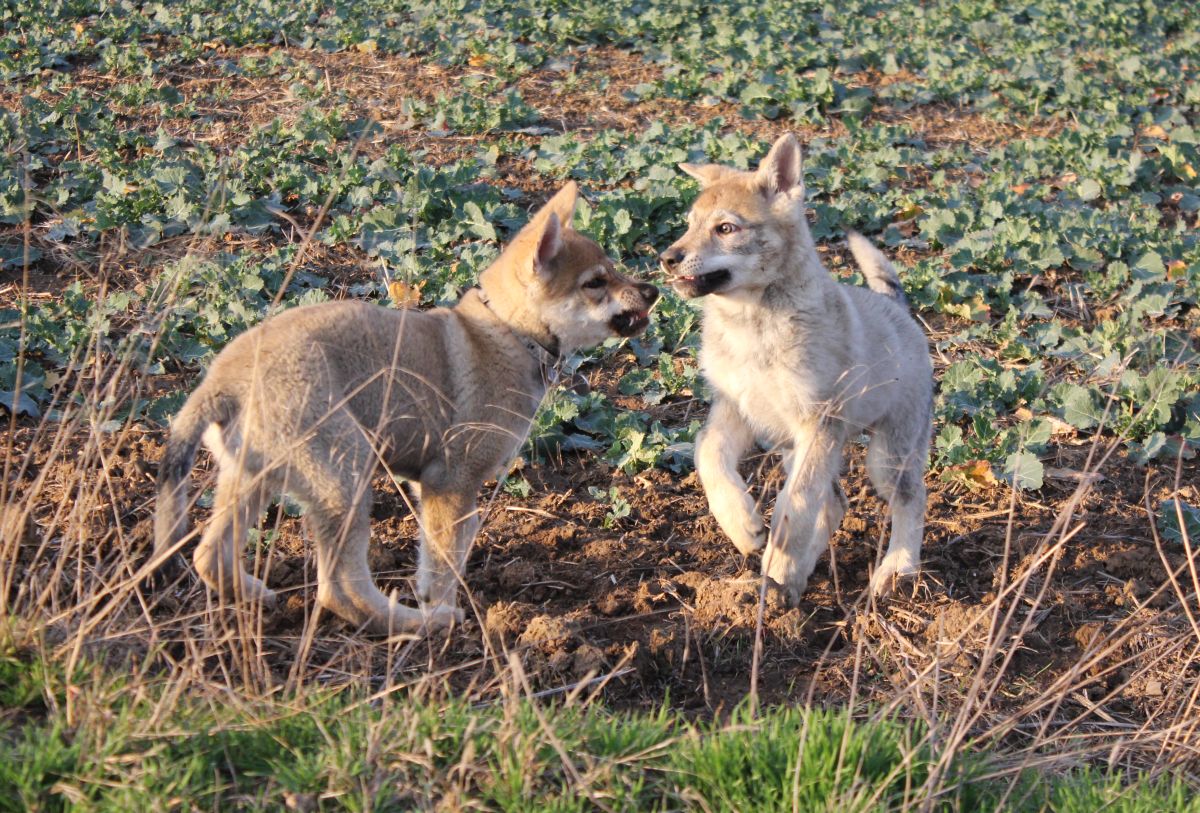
[660, 133, 932, 603]
[153, 182, 659, 634]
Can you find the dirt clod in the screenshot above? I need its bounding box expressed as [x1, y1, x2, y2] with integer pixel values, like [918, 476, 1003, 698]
[519, 615, 573, 652]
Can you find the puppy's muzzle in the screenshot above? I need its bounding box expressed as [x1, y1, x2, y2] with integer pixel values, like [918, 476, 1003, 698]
[610, 283, 659, 337]
[659, 246, 685, 273]
[660, 247, 731, 298]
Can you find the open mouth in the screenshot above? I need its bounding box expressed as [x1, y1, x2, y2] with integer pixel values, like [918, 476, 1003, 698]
[610, 308, 651, 337]
[670, 269, 732, 298]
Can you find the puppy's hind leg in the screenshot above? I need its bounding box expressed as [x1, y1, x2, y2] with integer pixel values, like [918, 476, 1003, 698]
[865, 424, 928, 597]
[194, 462, 276, 607]
[697, 397, 766, 556]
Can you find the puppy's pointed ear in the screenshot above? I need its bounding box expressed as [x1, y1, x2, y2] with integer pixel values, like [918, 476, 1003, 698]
[755, 133, 804, 200]
[678, 162, 740, 188]
[539, 181, 579, 230]
[510, 185, 573, 282]
[531, 211, 564, 280]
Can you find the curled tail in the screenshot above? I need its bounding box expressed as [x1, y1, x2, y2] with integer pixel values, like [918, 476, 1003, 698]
[151, 388, 238, 569]
[847, 231, 907, 305]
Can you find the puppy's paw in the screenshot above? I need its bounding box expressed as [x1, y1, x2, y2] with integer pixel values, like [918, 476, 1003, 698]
[139, 551, 187, 595]
[730, 517, 768, 556]
[761, 572, 806, 608]
[708, 489, 766, 556]
[869, 555, 919, 598]
[756, 576, 793, 612]
[420, 603, 464, 630]
[761, 549, 808, 607]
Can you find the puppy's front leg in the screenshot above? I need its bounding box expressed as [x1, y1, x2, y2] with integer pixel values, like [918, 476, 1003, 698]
[697, 397, 766, 555]
[414, 469, 478, 619]
[762, 427, 842, 604]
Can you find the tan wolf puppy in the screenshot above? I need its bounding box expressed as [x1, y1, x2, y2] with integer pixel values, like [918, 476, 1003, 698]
[154, 182, 659, 634]
[660, 133, 933, 603]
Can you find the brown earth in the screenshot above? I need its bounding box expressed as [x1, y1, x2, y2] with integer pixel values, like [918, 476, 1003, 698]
[6, 361, 1197, 730]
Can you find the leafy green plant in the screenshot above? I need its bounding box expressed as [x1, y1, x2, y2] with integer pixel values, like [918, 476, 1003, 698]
[502, 475, 533, 499]
[587, 485, 631, 528]
[1158, 500, 1200, 545]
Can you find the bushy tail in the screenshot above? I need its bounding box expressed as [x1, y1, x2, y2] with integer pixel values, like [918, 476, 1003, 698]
[151, 388, 237, 569]
[847, 231, 907, 305]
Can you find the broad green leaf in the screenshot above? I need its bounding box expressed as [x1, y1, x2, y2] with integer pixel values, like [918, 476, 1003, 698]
[1004, 452, 1043, 491]
[1159, 500, 1200, 544]
[1077, 179, 1101, 201]
[1060, 384, 1103, 430]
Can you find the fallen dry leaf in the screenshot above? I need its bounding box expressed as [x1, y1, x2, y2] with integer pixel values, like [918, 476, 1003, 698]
[948, 459, 999, 489]
[387, 279, 423, 308]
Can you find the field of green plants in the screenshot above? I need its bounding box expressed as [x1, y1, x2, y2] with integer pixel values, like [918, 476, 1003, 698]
[2, 0, 1199, 808]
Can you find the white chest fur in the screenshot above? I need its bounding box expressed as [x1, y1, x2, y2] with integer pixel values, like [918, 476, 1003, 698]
[699, 303, 824, 444]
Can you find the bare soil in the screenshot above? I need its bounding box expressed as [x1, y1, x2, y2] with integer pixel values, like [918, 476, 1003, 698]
[8, 357, 1196, 728]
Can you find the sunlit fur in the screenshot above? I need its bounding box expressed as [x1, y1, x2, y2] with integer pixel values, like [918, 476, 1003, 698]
[661, 133, 934, 604]
[152, 182, 659, 638]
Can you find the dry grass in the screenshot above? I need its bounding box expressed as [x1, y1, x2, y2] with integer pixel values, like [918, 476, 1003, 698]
[2, 36, 1199, 810]
[3, 215, 1200, 806]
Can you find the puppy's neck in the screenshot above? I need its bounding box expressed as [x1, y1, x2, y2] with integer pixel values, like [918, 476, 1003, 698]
[775, 212, 827, 286]
[465, 285, 561, 369]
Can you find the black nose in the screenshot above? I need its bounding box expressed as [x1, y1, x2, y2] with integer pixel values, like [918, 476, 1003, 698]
[638, 282, 660, 306]
[659, 246, 684, 270]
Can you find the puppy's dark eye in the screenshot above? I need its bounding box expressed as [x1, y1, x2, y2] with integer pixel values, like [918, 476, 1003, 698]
[714, 222, 739, 236]
[582, 277, 607, 290]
